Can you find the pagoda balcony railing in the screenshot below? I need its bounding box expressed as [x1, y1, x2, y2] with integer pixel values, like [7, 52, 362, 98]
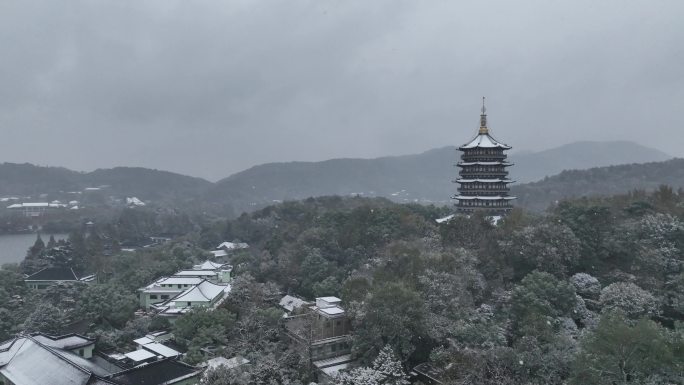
[462, 149, 506, 156]
[458, 190, 511, 195]
[459, 171, 508, 177]
[457, 203, 513, 207]
[461, 154, 507, 161]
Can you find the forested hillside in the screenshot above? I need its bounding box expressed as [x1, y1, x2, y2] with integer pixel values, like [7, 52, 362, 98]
[0, 163, 213, 203]
[1, 189, 683, 383]
[198, 190, 684, 383]
[513, 158, 684, 211]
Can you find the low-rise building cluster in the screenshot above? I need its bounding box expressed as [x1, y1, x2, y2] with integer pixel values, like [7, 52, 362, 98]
[138, 260, 233, 319]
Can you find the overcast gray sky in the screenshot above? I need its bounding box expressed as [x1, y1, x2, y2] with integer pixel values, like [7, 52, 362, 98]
[1, 0, 682, 180]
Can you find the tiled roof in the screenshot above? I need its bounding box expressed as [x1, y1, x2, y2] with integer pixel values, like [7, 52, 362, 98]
[31, 333, 94, 350]
[172, 281, 227, 303]
[279, 295, 311, 312]
[107, 359, 201, 385]
[459, 133, 511, 150]
[141, 343, 180, 358]
[0, 336, 115, 385]
[25, 267, 80, 281]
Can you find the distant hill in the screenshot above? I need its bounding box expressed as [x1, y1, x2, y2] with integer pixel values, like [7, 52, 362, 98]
[85, 167, 213, 202]
[512, 158, 684, 211]
[510, 140, 671, 183]
[208, 141, 672, 213]
[0, 163, 82, 196]
[0, 163, 212, 203]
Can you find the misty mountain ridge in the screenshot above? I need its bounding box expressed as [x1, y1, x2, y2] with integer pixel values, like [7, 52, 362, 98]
[0, 164, 212, 202]
[513, 158, 684, 211]
[207, 140, 671, 212]
[0, 140, 674, 214]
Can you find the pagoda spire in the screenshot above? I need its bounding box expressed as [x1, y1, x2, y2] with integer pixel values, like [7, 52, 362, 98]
[479, 96, 488, 134]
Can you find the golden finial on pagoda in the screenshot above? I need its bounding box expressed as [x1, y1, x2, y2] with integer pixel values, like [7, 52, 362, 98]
[479, 96, 489, 134]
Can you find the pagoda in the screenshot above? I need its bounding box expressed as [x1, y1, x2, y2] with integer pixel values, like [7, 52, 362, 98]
[453, 98, 516, 213]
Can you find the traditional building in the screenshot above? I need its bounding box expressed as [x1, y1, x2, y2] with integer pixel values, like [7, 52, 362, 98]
[283, 296, 353, 382]
[0, 333, 201, 385]
[453, 99, 516, 213]
[24, 267, 96, 290]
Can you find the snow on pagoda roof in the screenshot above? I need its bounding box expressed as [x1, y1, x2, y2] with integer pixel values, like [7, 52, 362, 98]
[459, 133, 511, 150]
[458, 161, 513, 166]
[453, 195, 517, 200]
[455, 178, 514, 183]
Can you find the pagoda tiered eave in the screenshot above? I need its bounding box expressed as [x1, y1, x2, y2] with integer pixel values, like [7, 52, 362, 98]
[452, 195, 517, 200]
[455, 178, 514, 183]
[459, 133, 511, 150]
[457, 161, 513, 167]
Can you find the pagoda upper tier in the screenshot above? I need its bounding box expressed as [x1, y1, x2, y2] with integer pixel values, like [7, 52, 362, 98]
[459, 132, 511, 150]
[452, 99, 516, 214]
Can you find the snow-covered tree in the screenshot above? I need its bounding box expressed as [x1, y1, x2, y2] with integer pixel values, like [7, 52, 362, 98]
[372, 345, 410, 385]
[507, 222, 581, 278]
[599, 282, 658, 318]
[334, 346, 409, 385]
[570, 273, 601, 299]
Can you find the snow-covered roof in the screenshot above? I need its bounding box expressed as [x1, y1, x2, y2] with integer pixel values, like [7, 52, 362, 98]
[318, 306, 345, 316]
[124, 349, 156, 362]
[210, 250, 229, 258]
[156, 276, 204, 286]
[141, 343, 181, 358]
[172, 281, 228, 303]
[24, 267, 81, 281]
[317, 296, 341, 303]
[279, 295, 311, 312]
[126, 197, 146, 206]
[133, 337, 154, 346]
[204, 356, 250, 371]
[140, 276, 205, 294]
[216, 241, 249, 250]
[459, 133, 511, 150]
[173, 269, 218, 277]
[0, 339, 93, 384]
[6, 202, 67, 209]
[435, 214, 455, 224]
[458, 161, 512, 166]
[453, 195, 517, 200]
[31, 334, 94, 350]
[455, 178, 514, 183]
[0, 336, 117, 385]
[193, 261, 228, 270]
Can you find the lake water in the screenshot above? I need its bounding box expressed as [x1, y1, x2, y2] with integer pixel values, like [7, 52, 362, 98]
[0, 233, 68, 266]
